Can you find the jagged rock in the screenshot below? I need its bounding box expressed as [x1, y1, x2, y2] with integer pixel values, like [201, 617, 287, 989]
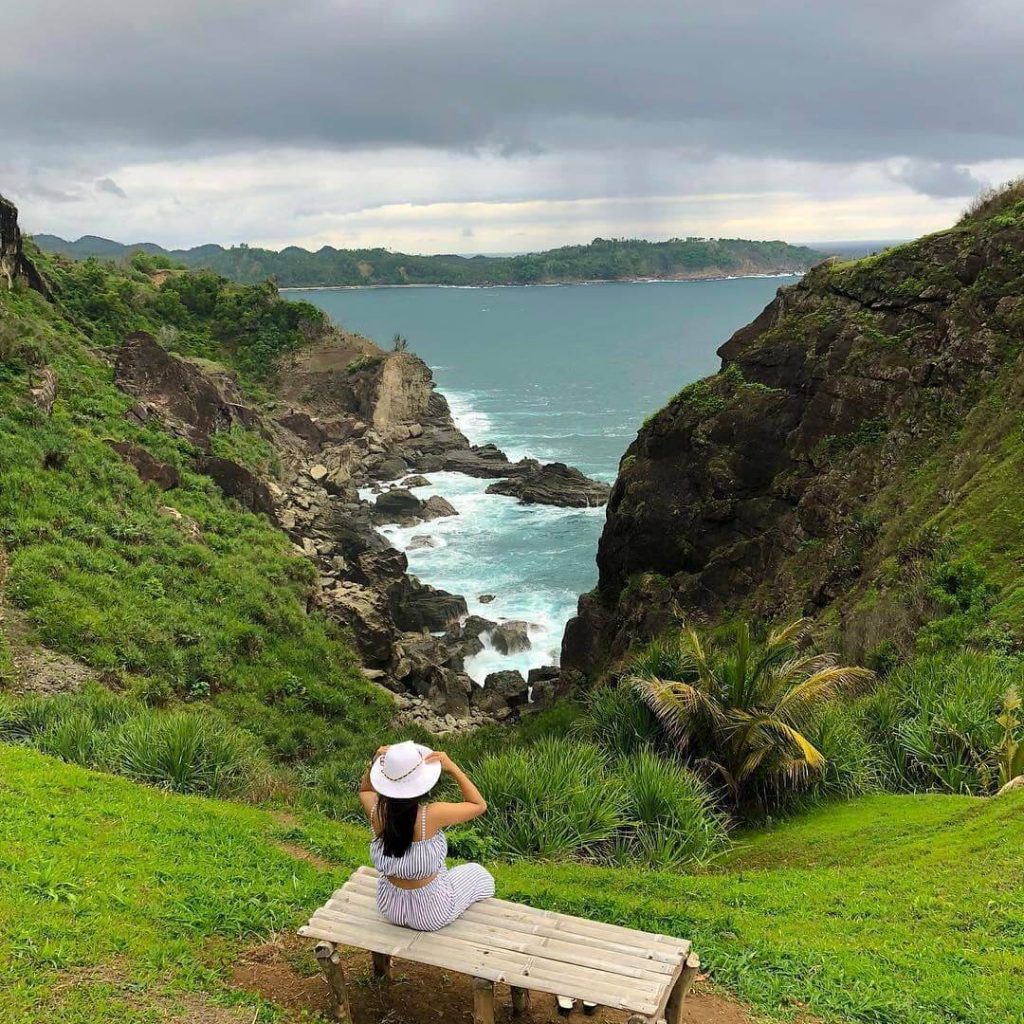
[377, 457, 409, 481]
[372, 487, 423, 523]
[108, 441, 180, 491]
[402, 475, 430, 488]
[194, 455, 274, 515]
[276, 411, 325, 449]
[114, 331, 259, 445]
[319, 582, 395, 666]
[389, 576, 468, 632]
[441, 444, 532, 479]
[489, 620, 532, 655]
[348, 547, 409, 588]
[408, 535, 435, 550]
[474, 670, 530, 714]
[486, 463, 610, 508]
[0, 195, 48, 294]
[421, 495, 458, 520]
[479, 594, 496, 604]
[28, 368, 58, 415]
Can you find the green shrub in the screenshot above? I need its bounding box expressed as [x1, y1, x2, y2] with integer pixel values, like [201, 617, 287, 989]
[574, 683, 662, 759]
[472, 740, 625, 860]
[862, 652, 1022, 794]
[613, 749, 726, 867]
[103, 710, 265, 797]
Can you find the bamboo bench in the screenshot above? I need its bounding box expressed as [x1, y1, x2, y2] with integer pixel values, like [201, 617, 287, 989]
[299, 866, 700, 1024]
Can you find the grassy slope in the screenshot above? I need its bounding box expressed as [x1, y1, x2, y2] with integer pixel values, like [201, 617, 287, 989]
[0, 256, 390, 766]
[3, 745, 1021, 1024]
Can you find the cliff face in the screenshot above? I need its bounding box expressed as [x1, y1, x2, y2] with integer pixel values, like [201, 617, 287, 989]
[563, 193, 1024, 677]
[1, 196, 47, 294]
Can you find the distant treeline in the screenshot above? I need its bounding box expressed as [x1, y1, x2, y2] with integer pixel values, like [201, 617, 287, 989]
[32, 233, 825, 287]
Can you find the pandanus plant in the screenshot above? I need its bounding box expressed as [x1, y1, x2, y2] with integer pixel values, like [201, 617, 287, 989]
[627, 618, 874, 809]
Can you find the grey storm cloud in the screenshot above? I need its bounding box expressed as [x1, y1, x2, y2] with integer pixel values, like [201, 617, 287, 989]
[886, 160, 988, 198]
[95, 177, 127, 198]
[3, 0, 1024, 176]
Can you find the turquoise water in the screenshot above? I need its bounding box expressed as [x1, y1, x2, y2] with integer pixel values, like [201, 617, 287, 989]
[288, 278, 790, 679]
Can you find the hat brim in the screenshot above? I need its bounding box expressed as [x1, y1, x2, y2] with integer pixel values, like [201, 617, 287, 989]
[369, 743, 442, 799]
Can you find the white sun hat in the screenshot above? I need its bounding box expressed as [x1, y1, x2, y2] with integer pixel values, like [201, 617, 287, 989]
[370, 740, 442, 799]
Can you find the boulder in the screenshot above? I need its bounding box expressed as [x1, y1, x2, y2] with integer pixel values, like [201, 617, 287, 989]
[479, 594, 496, 604]
[393, 635, 473, 717]
[318, 582, 394, 666]
[389, 576, 468, 632]
[377, 457, 410, 481]
[489, 620, 532, 655]
[194, 455, 274, 515]
[276, 411, 325, 449]
[114, 332, 259, 445]
[473, 670, 529, 714]
[486, 462, 611, 508]
[402, 475, 430, 488]
[408, 534, 435, 550]
[108, 440, 180, 491]
[347, 546, 409, 587]
[372, 487, 423, 523]
[421, 495, 458, 520]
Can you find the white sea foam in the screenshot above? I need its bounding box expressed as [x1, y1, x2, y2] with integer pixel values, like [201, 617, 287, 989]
[361, 468, 603, 683]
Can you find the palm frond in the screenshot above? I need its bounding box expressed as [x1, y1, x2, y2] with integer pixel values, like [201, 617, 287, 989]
[767, 617, 812, 651]
[775, 666, 874, 717]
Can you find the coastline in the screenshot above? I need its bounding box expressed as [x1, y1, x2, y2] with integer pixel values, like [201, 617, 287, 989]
[279, 271, 804, 292]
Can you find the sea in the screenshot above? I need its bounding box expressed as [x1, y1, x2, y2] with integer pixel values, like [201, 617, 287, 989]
[287, 277, 793, 682]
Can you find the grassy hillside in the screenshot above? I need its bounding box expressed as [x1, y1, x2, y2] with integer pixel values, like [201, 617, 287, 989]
[32, 234, 825, 287]
[2, 744, 1021, 1024]
[0, 246, 390, 771]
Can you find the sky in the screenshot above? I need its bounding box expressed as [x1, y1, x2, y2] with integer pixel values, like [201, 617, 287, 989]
[3, 0, 1024, 253]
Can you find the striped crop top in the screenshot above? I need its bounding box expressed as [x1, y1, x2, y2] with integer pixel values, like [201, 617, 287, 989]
[370, 802, 448, 880]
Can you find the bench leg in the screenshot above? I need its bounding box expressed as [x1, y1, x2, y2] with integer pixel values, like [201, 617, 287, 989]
[511, 985, 530, 1016]
[665, 952, 701, 1024]
[372, 952, 393, 981]
[472, 977, 496, 1024]
[314, 941, 351, 1022]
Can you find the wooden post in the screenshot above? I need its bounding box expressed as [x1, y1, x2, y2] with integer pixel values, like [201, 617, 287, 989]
[664, 952, 701, 1024]
[472, 977, 496, 1024]
[372, 951, 393, 981]
[511, 986, 530, 1016]
[314, 941, 351, 1022]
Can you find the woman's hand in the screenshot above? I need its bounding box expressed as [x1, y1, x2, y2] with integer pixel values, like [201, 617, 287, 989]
[425, 750, 454, 772]
[374, 745, 389, 759]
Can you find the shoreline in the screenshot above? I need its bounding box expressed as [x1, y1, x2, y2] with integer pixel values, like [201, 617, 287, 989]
[279, 271, 804, 292]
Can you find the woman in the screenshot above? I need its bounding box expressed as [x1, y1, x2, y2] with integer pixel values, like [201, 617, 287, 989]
[359, 739, 495, 931]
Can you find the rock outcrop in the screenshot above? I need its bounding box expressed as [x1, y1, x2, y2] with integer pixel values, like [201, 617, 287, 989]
[106, 314, 588, 729]
[1, 196, 48, 294]
[487, 462, 610, 507]
[564, 201, 1024, 678]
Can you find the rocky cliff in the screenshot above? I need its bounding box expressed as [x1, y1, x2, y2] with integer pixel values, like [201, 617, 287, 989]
[0, 197, 47, 294]
[563, 186, 1024, 678]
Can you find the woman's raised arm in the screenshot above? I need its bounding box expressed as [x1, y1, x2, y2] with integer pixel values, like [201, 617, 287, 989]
[425, 751, 487, 827]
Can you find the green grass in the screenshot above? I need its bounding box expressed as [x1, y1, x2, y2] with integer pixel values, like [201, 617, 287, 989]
[6, 746, 1014, 1024]
[0, 258, 390, 771]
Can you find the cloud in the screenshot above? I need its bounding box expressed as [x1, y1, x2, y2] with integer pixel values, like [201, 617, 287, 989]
[95, 176, 127, 198]
[3, 1, 1024, 248]
[886, 160, 988, 198]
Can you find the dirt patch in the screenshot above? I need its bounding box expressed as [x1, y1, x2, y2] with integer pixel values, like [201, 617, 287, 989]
[1, 553, 96, 696]
[49, 960, 254, 1023]
[274, 839, 336, 872]
[232, 934, 759, 1024]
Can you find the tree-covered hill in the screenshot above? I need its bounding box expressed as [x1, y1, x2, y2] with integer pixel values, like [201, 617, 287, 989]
[32, 233, 825, 287]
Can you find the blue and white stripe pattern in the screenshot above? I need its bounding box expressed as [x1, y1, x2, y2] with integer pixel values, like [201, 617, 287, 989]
[371, 804, 495, 931]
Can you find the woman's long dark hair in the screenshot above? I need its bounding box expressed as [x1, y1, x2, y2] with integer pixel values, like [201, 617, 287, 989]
[377, 792, 429, 857]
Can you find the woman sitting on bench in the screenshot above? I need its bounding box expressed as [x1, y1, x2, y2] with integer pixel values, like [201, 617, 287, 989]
[359, 740, 495, 932]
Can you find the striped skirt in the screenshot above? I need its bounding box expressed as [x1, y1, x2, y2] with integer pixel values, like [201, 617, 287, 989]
[376, 863, 495, 931]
